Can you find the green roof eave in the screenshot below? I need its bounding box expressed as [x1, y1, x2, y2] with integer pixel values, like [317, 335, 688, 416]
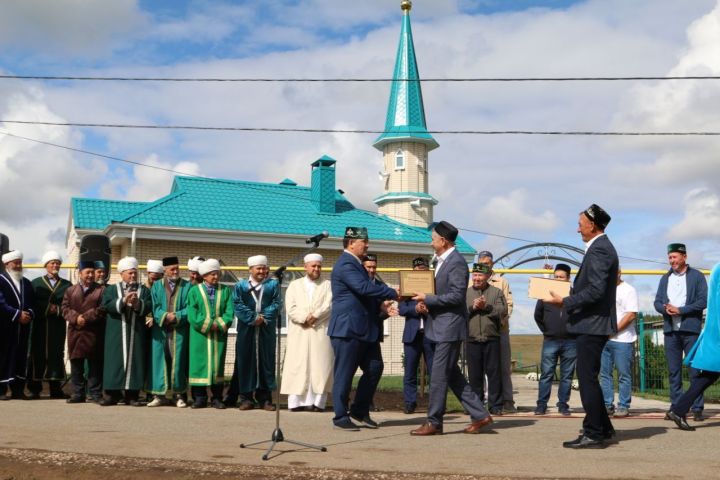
[372, 126, 439, 151]
[373, 191, 438, 205]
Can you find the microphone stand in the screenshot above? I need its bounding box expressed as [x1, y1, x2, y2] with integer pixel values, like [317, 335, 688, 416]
[240, 240, 328, 460]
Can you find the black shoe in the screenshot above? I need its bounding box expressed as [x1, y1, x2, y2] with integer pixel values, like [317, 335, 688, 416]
[558, 407, 572, 416]
[350, 413, 379, 429]
[99, 398, 119, 406]
[211, 399, 226, 410]
[191, 399, 208, 409]
[26, 392, 41, 400]
[489, 408, 503, 416]
[128, 399, 145, 407]
[66, 396, 85, 404]
[290, 406, 306, 412]
[222, 397, 238, 408]
[578, 427, 616, 439]
[404, 403, 416, 414]
[664, 411, 671, 420]
[667, 411, 696, 431]
[87, 397, 102, 404]
[333, 418, 361, 431]
[692, 411, 704, 422]
[534, 406, 547, 415]
[563, 435, 606, 449]
[50, 391, 69, 399]
[310, 405, 324, 412]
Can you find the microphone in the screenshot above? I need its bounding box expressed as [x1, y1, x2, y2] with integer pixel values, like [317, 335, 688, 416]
[306, 231, 329, 244]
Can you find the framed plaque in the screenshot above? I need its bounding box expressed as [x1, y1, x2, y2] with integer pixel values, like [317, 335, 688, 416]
[399, 269, 435, 297]
[528, 277, 571, 300]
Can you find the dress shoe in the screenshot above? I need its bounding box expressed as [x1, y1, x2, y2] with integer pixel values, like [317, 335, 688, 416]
[310, 405, 324, 412]
[87, 397, 102, 404]
[488, 408, 503, 416]
[692, 411, 704, 422]
[128, 399, 145, 407]
[667, 411, 695, 431]
[578, 427, 616, 439]
[290, 406, 306, 412]
[558, 407, 572, 416]
[350, 413, 379, 429]
[50, 391, 69, 400]
[464, 416, 493, 434]
[333, 418, 361, 431]
[534, 406, 547, 415]
[503, 403, 518, 414]
[238, 401, 254, 411]
[404, 403, 417, 415]
[410, 422, 443, 436]
[563, 435, 606, 449]
[26, 392, 41, 400]
[191, 399, 207, 409]
[262, 402, 276, 412]
[66, 396, 85, 404]
[222, 397, 238, 408]
[211, 399, 226, 410]
[98, 398, 119, 407]
[0, 394, 10, 401]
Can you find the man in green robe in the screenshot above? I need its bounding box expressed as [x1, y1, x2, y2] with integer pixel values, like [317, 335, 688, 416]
[147, 256, 192, 408]
[28, 251, 72, 399]
[187, 258, 233, 409]
[99, 256, 152, 406]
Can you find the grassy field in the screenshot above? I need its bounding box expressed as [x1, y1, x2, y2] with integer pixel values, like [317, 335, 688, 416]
[510, 334, 543, 371]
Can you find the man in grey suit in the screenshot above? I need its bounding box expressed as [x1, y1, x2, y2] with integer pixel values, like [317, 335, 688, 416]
[548, 204, 619, 449]
[410, 221, 493, 436]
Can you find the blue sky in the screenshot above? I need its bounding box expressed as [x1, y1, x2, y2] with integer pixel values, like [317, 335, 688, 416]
[1, 0, 719, 332]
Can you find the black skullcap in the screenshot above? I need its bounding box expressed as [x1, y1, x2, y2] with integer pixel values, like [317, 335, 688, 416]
[433, 220, 458, 242]
[78, 260, 95, 270]
[162, 256, 179, 267]
[412, 257, 429, 268]
[554, 263, 572, 275]
[363, 253, 378, 263]
[94, 260, 106, 270]
[344, 226, 369, 240]
[667, 243, 687, 254]
[472, 263, 492, 274]
[582, 204, 611, 230]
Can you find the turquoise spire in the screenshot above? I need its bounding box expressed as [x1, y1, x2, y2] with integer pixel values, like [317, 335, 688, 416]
[373, 1, 438, 151]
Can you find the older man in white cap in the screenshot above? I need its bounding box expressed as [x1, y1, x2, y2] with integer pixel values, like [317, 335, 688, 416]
[226, 255, 282, 411]
[187, 258, 233, 409]
[27, 251, 72, 399]
[187, 256, 205, 286]
[99, 256, 152, 406]
[0, 251, 35, 400]
[280, 253, 333, 412]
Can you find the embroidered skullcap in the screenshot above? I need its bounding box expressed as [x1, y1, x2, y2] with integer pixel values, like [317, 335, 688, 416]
[344, 226, 369, 240]
[472, 263, 492, 274]
[582, 204, 611, 230]
[667, 243, 687, 254]
[554, 263, 572, 275]
[412, 257, 429, 268]
[433, 220, 458, 242]
[363, 253, 378, 263]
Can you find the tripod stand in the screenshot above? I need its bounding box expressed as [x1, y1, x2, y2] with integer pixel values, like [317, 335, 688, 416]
[240, 241, 328, 460]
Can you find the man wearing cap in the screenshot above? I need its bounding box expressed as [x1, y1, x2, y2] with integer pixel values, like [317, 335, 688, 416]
[654, 243, 708, 421]
[465, 262, 508, 415]
[141, 259, 164, 402]
[147, 256, 193, 408]
[328, 227, 399, 430]
[398, 257, 435, 414]
[99, 256, 152, 406]
[547, 204, 619, 449]
[27, 251, 72, 399]
[62, 260, 106, 403]
[280, 253, 333, 412]
[0, 251, 35, 400]
[411, 221, 492, 436]
[231, 255, 282, 411]
[533, 263, 576, 415]
[94, 261, 108, 286]
[187, 257, 205, 286]
[187, 259, 233, 409]
[477, 251, 516, 413]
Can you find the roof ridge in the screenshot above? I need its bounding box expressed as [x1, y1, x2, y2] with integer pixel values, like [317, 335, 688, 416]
[116, 191, 188, 223]
[175, 175, 311, 190]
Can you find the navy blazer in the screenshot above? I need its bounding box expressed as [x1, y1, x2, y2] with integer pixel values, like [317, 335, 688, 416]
[653, 266, 707, 334]
[424, 248, 470, 343]
[0, 272, 35, 383]
[399, 299, 424, 344]
[328, 251, 397, 342]
[564, 234, 619, 336]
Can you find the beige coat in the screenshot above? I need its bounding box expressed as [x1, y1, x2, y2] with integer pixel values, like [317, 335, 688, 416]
[280, 276, 333, 395]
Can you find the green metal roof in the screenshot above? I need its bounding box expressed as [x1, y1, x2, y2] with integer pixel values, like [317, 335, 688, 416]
[374, 191, 438, 205]
[373, 8, 438, 151]
[71, 175, 474, 254]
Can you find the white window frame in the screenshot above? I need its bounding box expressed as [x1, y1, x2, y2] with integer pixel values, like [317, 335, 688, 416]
[394, 149, 405, 170]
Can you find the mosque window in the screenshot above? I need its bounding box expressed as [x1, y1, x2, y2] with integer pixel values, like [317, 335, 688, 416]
[394, 149, 405, 170]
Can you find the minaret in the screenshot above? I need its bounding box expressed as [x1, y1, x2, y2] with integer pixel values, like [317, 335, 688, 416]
[373, 0, 438, 228]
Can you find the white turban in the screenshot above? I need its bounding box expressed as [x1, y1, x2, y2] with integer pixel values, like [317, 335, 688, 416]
[41, 251, 62, 266]
[187, 256, 203, 272]
[117, 256, 139, 273]
[146, 259, 164, 274]
[2, 250, 22, 264]
[303, 253, 323, 264]
[247, 255, 268, 268]
[198, 258, 221, 276]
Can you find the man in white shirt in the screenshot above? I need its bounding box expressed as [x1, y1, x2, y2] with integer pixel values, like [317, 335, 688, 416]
[599, 269, 638, 417]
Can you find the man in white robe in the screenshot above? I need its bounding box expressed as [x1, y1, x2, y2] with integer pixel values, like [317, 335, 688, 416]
[280, 254, 333, 411]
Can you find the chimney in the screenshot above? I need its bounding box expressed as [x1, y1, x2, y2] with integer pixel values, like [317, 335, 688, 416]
[311, 155, 337, 214]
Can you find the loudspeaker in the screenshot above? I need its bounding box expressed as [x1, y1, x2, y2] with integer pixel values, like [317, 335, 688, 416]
[0, 233, 8, 274]
[79, 234, 111, 270]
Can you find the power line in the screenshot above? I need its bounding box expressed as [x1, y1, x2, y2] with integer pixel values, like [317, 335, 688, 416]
[3, 119, 720, 136]
[3, 74, 720, 82]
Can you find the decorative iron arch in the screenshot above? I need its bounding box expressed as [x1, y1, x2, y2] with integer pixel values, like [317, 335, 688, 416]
[492, 242, 584, 272]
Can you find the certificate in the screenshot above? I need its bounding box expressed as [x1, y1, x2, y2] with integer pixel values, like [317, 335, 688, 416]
[399, 270, 435, 297]
[528, 277, 571, 300]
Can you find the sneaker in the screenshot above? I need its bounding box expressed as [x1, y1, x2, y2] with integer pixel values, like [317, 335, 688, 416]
[191, 399, 207, 409]
[693, 411, 704, 422]
[238, 400, 254, 411]
[558, 407, 572, 416]
[503, 403, 518, 414]
[350, 413, 379, 429]
[211, 398, 226, 409]
[66, 396, 85, 404]
[614, 407, 629, 418]
[404, 403, 417, 415]
[606, 405, 615, 416]
[333, 418, 361, 431]
[534, 406, 547, 415]
[176, 397, 187, 408]
[147, 396, 164, 407]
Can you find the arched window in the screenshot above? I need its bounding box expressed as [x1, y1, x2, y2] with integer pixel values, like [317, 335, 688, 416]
[394, 149, 405, 170]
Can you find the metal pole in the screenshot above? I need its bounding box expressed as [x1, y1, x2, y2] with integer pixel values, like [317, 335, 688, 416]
[638, 312, 646, 393]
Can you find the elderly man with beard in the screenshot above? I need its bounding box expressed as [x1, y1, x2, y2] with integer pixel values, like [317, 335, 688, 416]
[63, 261, 106, 403]
[0, 251, 35, 400]
[94, 261, 108, 286]
[27, 251, 72, 400]
[280, 254, 333, 412]
[147, 256, 193, 408]
[99, 256, 152, 406]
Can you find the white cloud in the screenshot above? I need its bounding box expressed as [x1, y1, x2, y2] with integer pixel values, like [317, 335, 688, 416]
[476, 189, 560, 235]
[668, 187, 720, 239]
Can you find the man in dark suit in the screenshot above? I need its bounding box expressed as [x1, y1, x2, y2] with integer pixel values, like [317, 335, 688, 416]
[328, 227, 398, 430]
[548, 204, 619, 449]
[410, 221, 493, 436]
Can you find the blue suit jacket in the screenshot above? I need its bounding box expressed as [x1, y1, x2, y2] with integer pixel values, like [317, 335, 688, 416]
[564, 234, 619, 336]
[399, 300, 424, 344]
[424, 249, 469, 343]
[653, 266, 707, 334]
[328, 251, 397, 342]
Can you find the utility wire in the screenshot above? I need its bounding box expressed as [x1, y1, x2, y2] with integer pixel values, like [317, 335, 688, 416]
[3, 74, 720, 82]
[3, 119, 720, 136]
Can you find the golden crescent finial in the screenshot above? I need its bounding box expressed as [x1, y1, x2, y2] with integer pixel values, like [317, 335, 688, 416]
[401, 0, 412, 13]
